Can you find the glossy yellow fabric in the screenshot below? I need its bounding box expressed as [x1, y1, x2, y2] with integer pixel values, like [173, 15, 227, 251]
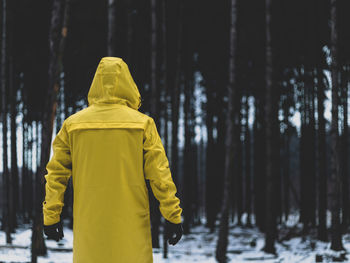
[43, 57, 182, 263]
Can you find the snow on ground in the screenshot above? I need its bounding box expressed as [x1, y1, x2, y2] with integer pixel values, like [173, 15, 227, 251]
[1, 221, 350, 263]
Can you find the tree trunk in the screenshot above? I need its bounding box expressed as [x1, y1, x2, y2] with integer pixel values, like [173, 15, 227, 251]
[215, 0, 237, 261]
[31, 0, 71, 261]
[1, 0, 12, 244]
[341, 65, 349, 231]
[300, 69, 317, 232]
[9, 47, 18, 231]
[235, 97, 243, 226]
[183, 74, 193, 234]
[329, 0, 344, 251]
[253, 96, 266, 231]
[299, 84, 306, 225]
[183, 0, 195, 234]
[150, 0, 158, 121]
[309, 71, 317, 227]
[22, 93, 28, 221]
[28, 123, 33, 221]
[263, 0, 276, 254]
[149, 0, 161, 249]
[107, 0, 117, 56]
[126, 0, 133, 62]
[55, 87, 63, 135]
[170, 0, 183, 188]
[317, 69, 328, 241]
[160, 0, 168, 153]
[245, 96, 252, 227]
[205, 87, 216, 231]
[160, 0, 169, 257]
[282, 92, 290, 222]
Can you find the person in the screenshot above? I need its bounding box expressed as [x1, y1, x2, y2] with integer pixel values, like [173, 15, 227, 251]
[42, 57, 183, 263]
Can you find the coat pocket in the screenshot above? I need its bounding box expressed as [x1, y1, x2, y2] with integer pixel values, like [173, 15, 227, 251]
[128, 184, 150, 216]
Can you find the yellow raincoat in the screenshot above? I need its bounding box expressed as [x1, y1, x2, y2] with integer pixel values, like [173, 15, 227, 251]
[43, 57, 183, 263]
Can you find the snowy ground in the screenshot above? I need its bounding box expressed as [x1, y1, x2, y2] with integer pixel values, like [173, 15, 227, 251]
[1, 219, 350, 263]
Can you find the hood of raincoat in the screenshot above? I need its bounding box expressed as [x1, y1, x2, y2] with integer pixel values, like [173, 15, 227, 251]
[87, 57, 141, 110]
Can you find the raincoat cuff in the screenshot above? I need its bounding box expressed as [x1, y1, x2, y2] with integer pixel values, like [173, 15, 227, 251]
[168, 216, 182, 224]
[43, 203, 61, 226]
[43, 215, 60, 226]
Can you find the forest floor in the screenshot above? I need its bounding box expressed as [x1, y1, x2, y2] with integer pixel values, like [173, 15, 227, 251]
[1, 216, 350, 263]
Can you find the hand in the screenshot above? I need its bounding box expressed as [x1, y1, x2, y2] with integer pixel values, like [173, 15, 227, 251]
[164, 219, 183, 245]
[43, 221, 64, 242]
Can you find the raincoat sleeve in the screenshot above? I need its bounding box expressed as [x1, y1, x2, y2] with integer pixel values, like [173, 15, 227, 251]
[143, 117, 182, 224]
[42, 120, 72, 226]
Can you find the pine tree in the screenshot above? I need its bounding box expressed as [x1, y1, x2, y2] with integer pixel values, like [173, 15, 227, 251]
[329, 0, 344, 252]
[263, 0, 277, 254]
[215, 0, 237, 261]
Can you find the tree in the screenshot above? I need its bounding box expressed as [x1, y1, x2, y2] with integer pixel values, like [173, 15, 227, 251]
[263, 0, 277, 254]
[244, 95, 252, 227]
[281, 80, 293, 222]
[160, 0, 169, 257]
[31, 0, 71, 261]
[148, 0, 161, 249]
[21, 88, 29, 222]
[9, 51, 18, 233]
[9, 0, 19, 230]
[340, 65, 349, 231]
[183, 66, 194, 234]
[215, 0, 237, 261]
[329, 0, 344, 252]
[1, 0, 12, 244]
[234, 95, 243, 226]
[107, 0, 116, 56]
[299, 68, 317, 232]
[317, 69, 328, 242]
[171, 0, 183, 187]
[253, 89, 266, 231]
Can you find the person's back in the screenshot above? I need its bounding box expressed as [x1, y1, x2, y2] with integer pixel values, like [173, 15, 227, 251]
[42, 57, 183, 263]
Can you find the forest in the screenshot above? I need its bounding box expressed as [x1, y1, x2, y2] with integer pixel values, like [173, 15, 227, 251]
[1, 0, 350, 262]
